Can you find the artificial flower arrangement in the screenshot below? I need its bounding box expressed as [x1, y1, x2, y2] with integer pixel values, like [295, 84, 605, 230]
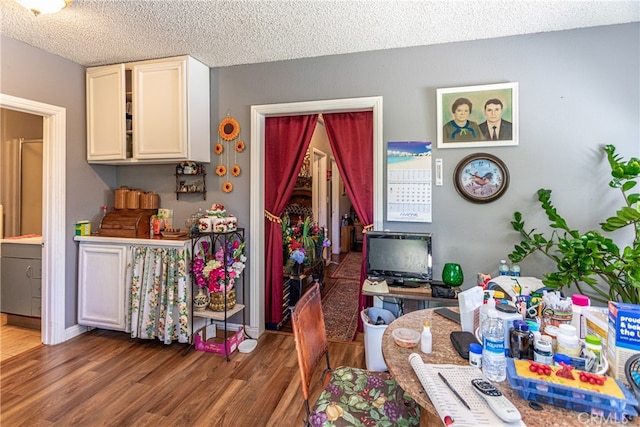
[283, 216, 330, 273]
[192, 238, 246, 293]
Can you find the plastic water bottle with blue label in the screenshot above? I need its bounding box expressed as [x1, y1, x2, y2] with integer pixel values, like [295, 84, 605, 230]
[498, 260, 510, 276]
[510, 263, 521, 277]
[482, 308, 506, 382]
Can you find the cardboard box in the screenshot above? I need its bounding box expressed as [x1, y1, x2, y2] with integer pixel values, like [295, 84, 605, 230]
[607, 302, 640, 385]
[158, 208, 173, 229]
[194, 323, 244, 355]
[75, 220, 91, 236]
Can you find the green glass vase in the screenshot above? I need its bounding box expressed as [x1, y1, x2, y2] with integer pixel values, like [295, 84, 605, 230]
[442, 263, 464, 287]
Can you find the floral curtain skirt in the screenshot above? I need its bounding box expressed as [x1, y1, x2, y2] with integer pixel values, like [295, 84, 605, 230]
[128, 246, 190, 344]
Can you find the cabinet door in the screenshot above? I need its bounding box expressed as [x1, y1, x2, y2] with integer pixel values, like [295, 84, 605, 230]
[133, 58, 188, 160]
[1, 257, 33, 316]
[78, 243, 128, 331]
[86, 64, 127, 161]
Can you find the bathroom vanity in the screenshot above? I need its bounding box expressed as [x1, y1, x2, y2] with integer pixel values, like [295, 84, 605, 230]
[0, 237, 43, 319]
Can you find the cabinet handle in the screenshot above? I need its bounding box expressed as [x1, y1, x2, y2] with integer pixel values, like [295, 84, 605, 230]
[25, 265, 32, 279]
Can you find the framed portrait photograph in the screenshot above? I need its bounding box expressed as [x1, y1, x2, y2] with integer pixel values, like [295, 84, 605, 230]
[437, 82, 518, 149]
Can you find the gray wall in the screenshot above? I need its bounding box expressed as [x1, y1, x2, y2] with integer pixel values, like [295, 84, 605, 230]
[1, 23, 638, 332]
[209, 23, 639, 293]
[1, 36, 117, 327]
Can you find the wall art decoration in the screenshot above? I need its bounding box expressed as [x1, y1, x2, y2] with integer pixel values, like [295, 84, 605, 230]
[437, 82, 518, 149]
[216, 114, 244, 193]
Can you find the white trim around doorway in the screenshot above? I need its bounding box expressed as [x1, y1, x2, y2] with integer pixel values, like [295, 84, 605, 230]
[1, 93, 67, 345]
[249, 96, 383, 337]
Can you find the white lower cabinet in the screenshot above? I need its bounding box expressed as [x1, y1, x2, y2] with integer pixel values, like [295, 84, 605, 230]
[78, 243, 129, 331]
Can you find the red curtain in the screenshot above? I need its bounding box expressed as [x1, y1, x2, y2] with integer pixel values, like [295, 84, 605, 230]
[322, 111, 373, 334]
[264, 115, 319, 326]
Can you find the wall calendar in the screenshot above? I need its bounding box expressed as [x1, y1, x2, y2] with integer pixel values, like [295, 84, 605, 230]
[387, 141, 432, 223]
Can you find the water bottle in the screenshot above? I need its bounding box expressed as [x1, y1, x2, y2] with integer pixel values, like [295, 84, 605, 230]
[510, 263, 521, 277]
[498, 260, 510, 276]
[482, 308, 506, 382]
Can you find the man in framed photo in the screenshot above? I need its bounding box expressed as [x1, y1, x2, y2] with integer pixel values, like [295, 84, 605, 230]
[479, 98, 512, 141]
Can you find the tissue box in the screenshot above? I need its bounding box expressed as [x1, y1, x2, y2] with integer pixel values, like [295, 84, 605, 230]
[457, 285, 483, 333]
[607, 302, 640, 385]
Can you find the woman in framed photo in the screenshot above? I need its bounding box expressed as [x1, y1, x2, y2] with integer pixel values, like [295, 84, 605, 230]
[442, 97, 482, 142]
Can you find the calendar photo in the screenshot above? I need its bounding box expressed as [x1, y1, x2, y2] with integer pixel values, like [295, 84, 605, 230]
[386, 141, 432, 223]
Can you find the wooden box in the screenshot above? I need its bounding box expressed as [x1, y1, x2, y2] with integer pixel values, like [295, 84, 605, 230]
[98, 209, 157, 238]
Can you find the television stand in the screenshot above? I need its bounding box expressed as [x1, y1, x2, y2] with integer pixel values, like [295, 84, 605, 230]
[362, 280, 460, 310]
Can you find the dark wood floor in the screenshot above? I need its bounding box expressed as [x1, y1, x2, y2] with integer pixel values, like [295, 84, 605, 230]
[1, 250, 374, 427]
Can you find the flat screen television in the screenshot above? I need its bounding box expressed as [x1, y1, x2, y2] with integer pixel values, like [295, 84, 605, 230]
[365, 231, 433, 287]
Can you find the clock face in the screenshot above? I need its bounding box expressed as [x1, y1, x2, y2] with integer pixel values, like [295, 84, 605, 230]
[453, 153, 509, 203]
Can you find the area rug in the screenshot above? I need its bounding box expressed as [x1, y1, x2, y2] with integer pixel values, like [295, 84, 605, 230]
[322, 279, 360, 341]
[330, 251, 362, 280]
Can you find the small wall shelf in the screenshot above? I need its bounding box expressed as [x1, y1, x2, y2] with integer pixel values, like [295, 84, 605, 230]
[175, 162, 206, 200]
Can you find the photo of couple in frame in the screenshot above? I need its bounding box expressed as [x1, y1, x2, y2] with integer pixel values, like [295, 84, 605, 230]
[437, 82, 518, 148]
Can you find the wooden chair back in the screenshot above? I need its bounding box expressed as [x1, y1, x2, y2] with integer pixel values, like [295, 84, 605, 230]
[291, 283, 330, 401]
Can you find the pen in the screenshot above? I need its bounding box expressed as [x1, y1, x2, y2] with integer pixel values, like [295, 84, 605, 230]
[438, 372, 471, 411]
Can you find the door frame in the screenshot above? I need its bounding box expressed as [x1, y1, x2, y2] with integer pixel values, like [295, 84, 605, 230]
[249, 96, 383, 337]
[1, 93, 67, 345]
[330, 157, 341, 255]
[311, 148, 328, 232]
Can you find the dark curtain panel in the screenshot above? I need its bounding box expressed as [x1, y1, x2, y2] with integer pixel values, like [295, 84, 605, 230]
[322, 111, 374, 334]
[264, 114, 319, 325]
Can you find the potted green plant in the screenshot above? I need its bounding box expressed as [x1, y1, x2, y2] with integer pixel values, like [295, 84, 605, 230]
[508, 145, 640, 304]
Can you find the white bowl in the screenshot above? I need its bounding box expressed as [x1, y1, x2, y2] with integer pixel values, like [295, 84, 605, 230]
[238, 339, 257, 353]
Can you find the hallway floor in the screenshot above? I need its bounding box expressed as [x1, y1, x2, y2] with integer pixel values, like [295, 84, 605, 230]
[0, 313, 42, 361]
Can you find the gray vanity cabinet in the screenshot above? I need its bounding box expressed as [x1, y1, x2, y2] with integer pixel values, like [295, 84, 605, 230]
[1, 243, 42, 317]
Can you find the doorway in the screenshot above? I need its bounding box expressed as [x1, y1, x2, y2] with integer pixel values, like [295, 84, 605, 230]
[249, 96, 384, 337]
[0, 93, 67, 346]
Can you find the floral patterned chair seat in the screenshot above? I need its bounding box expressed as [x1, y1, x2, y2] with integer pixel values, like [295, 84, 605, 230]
[292, 283, 420, 426]
[309, 366, 420, 426]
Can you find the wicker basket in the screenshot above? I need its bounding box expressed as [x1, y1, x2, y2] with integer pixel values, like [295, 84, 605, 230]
[209, 289, 236, 312]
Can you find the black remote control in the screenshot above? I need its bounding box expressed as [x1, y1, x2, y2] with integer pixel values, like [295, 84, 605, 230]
[434, 307, 461, 324]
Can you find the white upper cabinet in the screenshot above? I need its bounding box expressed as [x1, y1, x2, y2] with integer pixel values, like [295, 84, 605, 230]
[86, 64, 127, 161]
[86, 55, 210, 164]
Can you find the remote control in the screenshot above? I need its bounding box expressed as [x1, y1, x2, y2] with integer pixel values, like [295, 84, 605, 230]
[471, 379, 522, 423]
[434, 307, 461, 324]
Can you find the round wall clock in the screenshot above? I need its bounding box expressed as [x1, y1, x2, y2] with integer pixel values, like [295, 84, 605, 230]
[453, 153, 510, 203]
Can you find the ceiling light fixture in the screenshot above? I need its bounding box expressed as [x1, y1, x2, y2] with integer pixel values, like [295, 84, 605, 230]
[15, 0, 72, 16]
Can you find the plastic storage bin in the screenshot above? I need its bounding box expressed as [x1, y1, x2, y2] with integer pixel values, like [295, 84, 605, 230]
[506, 358, 638, 422]
[361, 308, 396, 371]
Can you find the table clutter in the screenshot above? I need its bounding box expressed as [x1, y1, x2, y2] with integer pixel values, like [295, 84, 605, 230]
[382, 261, 640, 425]
[381, 308, 581, 426]
[451, 268, 640, 422]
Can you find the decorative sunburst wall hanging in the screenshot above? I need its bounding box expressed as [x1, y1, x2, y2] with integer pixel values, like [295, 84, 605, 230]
[216, 114, 244, 193]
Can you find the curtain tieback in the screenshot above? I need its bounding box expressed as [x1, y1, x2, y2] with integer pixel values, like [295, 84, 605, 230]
[264, 210, 282, 223]
[363, 224, 373, 232]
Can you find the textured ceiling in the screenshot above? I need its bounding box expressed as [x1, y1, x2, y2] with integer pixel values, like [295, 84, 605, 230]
[1, 0, 638, 68]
